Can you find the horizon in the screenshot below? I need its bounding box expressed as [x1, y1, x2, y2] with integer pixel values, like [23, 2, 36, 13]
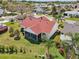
[16, 0, 77, 2]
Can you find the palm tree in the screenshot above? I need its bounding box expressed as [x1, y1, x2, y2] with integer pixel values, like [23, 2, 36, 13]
[44, 39, 54, 59]
[68, 33, 79, 45]
[66, 33, 79, 59]
[62, 41, 71, 59]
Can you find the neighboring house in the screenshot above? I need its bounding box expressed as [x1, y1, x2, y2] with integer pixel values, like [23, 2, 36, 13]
[33, 3, 51, 14]
[0, 8, 4, 17]
[34, 7, 44, 14]
[21, 16, 58, 42]
[64, 11, 79, 18]
[77, 3, 79, 8]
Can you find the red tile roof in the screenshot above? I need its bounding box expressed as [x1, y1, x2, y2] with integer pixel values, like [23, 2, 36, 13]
[21, 16, 56, 35]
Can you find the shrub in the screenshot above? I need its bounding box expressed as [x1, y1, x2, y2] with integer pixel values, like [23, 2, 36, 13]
[23, 48, 26, 54]
[9, 27, 14, 33]
[14, 30, 20, 40]
[9, 32, 14, 37]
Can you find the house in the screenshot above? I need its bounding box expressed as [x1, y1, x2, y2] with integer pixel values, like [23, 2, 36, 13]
[34, 7, 44, 14]
[21, 16, 58, 42]
[64, 11, 79, 18]
[33, 3, 51, 14]
[0, 7, 4, 17]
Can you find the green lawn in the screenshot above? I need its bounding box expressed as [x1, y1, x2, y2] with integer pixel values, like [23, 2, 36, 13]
[65, 17, 79, 21]
[0, 22, 64, 59]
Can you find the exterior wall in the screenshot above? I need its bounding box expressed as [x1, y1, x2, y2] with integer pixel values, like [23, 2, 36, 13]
[24, 31, 38, 42]
[21, 27, 38, 42]
[47, 22, 58, 39]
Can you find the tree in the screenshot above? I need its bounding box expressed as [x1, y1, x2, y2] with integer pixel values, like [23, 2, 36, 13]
[7, 3, 16, 12]
[68, 33, 79, 45]
[9, 27, 14, 33]
[8, 46, 15, 54]
[60, 8, 66, 13]
[16, 2, 34, 15]
[9, 27, 14, 37]
[2, 1, 8, 11]
[22, 0, 26, 2]
[10, 19, 15, 24]
[14, 30, 20, 40]
[50, 4, 57, 17]
[63, 33, 79, 59]
[62, 41, 71, 59]
[0, 0, 2, 3]
[44, 40, 54, 59]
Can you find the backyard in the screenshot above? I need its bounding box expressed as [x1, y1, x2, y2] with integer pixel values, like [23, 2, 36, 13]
[0, 22, 64, 59]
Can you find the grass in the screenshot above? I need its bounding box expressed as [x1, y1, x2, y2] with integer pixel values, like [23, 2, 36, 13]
[0, 22, 64, 59]
[65, 17, 79, 21]
[50, 47, 64, 59]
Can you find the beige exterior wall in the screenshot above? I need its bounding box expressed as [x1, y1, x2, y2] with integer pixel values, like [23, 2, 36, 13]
[48, 22, 58, 39]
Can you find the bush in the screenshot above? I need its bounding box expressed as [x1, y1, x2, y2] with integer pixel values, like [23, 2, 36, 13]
[9, 32, 14, 37]
[8, 46, 14, 54]
[23, 48, 26, 54]
[0, 45, 5, 53]
[20, 47, 23, 53]
[14, 30, 20, 40]
[58, 24, 64, 29]
[14, 36, 20, 40]
[10, 19, 15, 24]
[0, 45, 25, 54]
[9, 27, 14, 33]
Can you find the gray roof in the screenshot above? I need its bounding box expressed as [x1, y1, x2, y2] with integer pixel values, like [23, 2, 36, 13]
[61, 22, 79, 34]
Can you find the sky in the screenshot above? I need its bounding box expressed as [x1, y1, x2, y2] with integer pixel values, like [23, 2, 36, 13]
[17, 0, 77, 2]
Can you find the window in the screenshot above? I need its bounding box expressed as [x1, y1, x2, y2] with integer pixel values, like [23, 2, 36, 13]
[64, 13, 67, 16]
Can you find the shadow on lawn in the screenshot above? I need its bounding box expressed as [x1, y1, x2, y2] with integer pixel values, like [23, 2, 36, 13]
[24, 37, 41, 44]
